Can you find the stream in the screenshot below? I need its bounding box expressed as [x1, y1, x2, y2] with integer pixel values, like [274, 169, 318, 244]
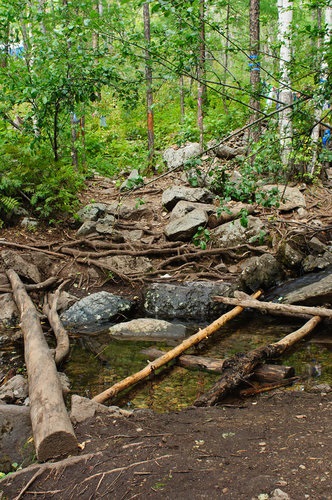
[64, 313, 332, 412]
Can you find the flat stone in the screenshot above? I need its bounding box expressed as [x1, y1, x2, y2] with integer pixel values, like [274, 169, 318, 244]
[212, 216, 265, 248]
[0, 375, 28, 403]
[162, 186, 214, 211]
[109, 318, 186, 341]
[262, 185, 306, 211]
[77, 203, 107, 222]
[163, 142, 201, 169]
[98, 255, 153, 274]
[164, 209, 208, 241]
[170, 200, 216, 221]
[70, 395, 131, 424]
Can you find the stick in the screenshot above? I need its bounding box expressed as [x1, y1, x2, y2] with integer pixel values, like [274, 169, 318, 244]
[194, 315, 321, 407]
[6, 269, 78, 461]
[43, 281, 70, 365]
[213, 296, 332, 318]
[92, 290, 262, 404]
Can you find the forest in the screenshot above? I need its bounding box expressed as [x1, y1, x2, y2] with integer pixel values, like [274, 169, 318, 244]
[0, 0, 331, 224]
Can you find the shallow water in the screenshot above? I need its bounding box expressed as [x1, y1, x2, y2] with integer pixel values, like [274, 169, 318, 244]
[64, 313, 332, 413]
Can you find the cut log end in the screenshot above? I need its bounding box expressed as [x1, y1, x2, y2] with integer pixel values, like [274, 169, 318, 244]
[37, 431, 78, 462]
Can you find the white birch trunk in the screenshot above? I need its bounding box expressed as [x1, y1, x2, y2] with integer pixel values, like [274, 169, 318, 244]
[310, 6, 332, 174]
[277, 0, 293, 168]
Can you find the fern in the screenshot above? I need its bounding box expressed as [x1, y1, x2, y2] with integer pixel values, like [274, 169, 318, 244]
[0, 195, 20, 213]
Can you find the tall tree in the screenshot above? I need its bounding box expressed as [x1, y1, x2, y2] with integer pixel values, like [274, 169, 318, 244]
[143, 2, 155, 168]
[249, 0, 261, 142]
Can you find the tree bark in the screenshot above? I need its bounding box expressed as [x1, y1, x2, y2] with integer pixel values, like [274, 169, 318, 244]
[143, 2, 155, 168]
[141, 347, 294, 382]
[194, 315, 321, 407]
[249, 0, 261, 142]
[92, 290, 262, 404]
[6, 269, 78, 462]
[213, 296, 332, 318]
[43, 284, 70, 366]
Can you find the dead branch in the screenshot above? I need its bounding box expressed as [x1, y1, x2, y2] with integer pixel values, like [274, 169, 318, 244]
[194, 315, 321, 407]
[92, 290, 261, 404]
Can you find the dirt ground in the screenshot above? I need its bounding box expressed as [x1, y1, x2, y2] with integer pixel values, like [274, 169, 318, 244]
[0, 173, 332, 499]
[0, 391, 331, 499]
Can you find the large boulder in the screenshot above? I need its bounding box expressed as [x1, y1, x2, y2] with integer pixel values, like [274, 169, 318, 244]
[163, 143, 201, 170]
[0, 375, 28, 404]
[261, 185, 306, 211]
[0, 250, 41, 283]
[60, 291, 135, 332]
[164, 208, 208, 241]
[144, 281, 236, 321]
[211, 216, 265, 248]
[240, 254, 284, 292]
[162, 186, 214, 211]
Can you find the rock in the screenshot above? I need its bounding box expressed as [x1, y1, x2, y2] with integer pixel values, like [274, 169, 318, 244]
[211, 216, 265, 248]
[98, 255, 153, 274]
[308, 237, 327, 254]
[162, 186, 214, 211]
[109, 318, 186, 341]
[0, 405, 34, 473]
[163, 142, 201, 169]
[0, 250, 41, 283]
[77, 203, 107, 222]
[20, 217, 38, 228]
[277, 242, 304, 269]
[0, 293, 19, 327]
[302, 251, 332, 272]
[105, 201, 153, 221]
[309, 383, 331, 393]
[76, 220, 97, 237]
[144, 281, 235, 321]
[240, 254, 284, 292]
[120, 169, 144, 191]
[60, 291, 134, 332]
[170, 200, 216, 221]
[262, 185, 306, 211]
[122, 229, 144, 241]
[0, 375, 28, 403]
[164, 208, 208, 241]
[70, 395, 131, 424]
[270, 488, 290, 500]
[214, 144, 246, 159]
[95, 214, 116, 234]
[267, 266, 332, 306]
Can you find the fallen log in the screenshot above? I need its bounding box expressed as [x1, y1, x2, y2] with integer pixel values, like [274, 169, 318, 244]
[213, 296, 332, 318]
[43, 282, 70, 366]
[141, 347, 294, 382]
[6, 269, 78, 461]
[194, 315, 322, 407]
[92, 290, 262, 404]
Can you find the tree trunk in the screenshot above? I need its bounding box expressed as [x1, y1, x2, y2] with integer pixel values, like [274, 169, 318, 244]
[249, 0, 261, 143]
[6, 269, 78, 462]
[141, 347, 294, 382]
[143, 2, 155, 169]
[194, 315, 321, 406]
[213, 296, 332, 319]
[43, 285, 70, 366]
[92, 290, 262, 404]
[197, 0, 206, 152]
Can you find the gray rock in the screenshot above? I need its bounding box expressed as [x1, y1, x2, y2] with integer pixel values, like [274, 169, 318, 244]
[269, 488, 290, 500]
[163, 142, 201, 169]
[211, 216, 265, 248]
[308, 236, 327, 253]
[109, 318, 186, 341]
[302, 251, 332, 272]
[240, 254, 284, 292]
[21, 217, 38, 228]
[144, 281, 235, 321]
[277, 242, 304, 269]
[0, 293, 19, 327]
[0, 405, 34, 473]
[105, 201, 153, 221]
[70, 395, 131, 424]
[95, 214, 116, 234]
[170, 200, 216, 221]
[0, 375, 28, 403]
[60, 291, 134, 332]
[76, 220, 97, 237]
[98, 255, 153, 274]
[262, 185, 306, 211]
[162, 186, 214, 211]
[164, 208, 208, 241]
[77, 203, 107, 222]
[0, 250, 41, 283]
[122, 229, 144, 241]
[120, 169, 144, 191]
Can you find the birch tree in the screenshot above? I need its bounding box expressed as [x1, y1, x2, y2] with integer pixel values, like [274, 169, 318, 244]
[277, 0, 293, 168]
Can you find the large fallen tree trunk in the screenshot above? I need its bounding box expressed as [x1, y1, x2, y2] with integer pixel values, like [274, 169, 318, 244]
[141, 347, 294, 382]
[213, 296, 332, 318]
[92, 290, 262, 404]
[194, 315, 322, 407]
[6, 269, 78, 462]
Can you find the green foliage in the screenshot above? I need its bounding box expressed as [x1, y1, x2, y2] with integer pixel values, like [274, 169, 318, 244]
[193, 226, 210, 250]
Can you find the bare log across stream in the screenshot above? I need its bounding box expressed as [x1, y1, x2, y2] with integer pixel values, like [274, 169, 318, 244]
[6, 269, 78, 462]
[92, 290, 262, 404]
[141, 347, 295, 382]
[194, 315, 321, 407]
